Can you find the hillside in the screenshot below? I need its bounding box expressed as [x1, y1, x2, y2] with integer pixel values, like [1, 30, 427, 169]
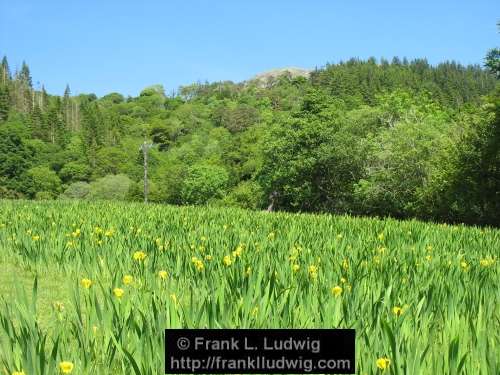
[0, 55, 499, 226]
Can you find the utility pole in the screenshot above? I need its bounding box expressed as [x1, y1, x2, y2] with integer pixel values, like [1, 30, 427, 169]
[140, 140, 153, 203]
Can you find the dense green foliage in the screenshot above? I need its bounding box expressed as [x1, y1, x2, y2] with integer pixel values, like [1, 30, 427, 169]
[0, 54, 499, 226]
[0, 200, 498, 374]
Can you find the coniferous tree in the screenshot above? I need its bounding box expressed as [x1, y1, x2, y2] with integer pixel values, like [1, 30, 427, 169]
[41, 85, 49, 111]
[0, 86, 10, 122]
[485, 48, 500, 78]
[80, 100, 104, 167]
[12, 61, 33, 113]
[19, 61, 32, 88]
[63, 84, 73, 130]
[30, 104, 44, 138]
[1, 56, 11, 85]
[46, 104, 67, 146]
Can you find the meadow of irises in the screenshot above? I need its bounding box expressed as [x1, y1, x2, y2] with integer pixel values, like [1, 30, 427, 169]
[0, 200, 497, 374]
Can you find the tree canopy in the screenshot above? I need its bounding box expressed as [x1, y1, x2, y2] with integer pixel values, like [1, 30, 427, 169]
[0, 53, 498, 226]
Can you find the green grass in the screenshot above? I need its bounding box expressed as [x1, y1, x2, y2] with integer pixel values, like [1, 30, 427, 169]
[0, 262, 69, 328]
[0, 200, 498, 375]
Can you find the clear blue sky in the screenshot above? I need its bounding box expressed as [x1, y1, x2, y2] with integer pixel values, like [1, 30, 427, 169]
[1, 1, 498, 97]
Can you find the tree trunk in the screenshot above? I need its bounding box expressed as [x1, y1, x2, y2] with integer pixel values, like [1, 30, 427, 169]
[143, 142, 148, 203]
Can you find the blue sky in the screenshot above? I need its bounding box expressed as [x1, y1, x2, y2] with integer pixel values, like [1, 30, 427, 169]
[1, 1, 498, 97]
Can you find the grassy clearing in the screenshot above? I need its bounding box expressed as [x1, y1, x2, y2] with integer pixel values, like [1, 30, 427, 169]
[0, 200, 498, 375]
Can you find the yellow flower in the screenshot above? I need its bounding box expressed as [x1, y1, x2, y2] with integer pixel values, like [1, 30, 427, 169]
[223, 255, 232, 266]
[342, 258, 349, 270]
[80, 278, 92, 289]
[376, 357, 390, 370]
[59, 361, 74, 374]
[204, 254, 212, 261]
[480, 258, 494, 267]
[292, 264, 300, 272]
[104, 229, 114, 237]
[331, 286, 343, 297]
[378, 232, 385, 241]
[158, 270, 168, 279]
[340, 277, 347, 284]
[460, 261, 468, 269]
[426, 255, 432, 261]
[12, 370, 25, 375]
[122, 275, 134, 285]
[133, 251, 147, 261]
[32, 235, 40, 241]
[392, 306, 403, 317]
[194, 259, 204, 271]
[251, 306, 259, 316]
[245, 266, 251, 276]
[308, 265, 318, 279]
[113, 288, 124, 298]
[232, 244, 244, 258]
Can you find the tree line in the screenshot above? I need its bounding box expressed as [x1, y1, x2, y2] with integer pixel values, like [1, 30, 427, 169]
[0, 51, 499, 226]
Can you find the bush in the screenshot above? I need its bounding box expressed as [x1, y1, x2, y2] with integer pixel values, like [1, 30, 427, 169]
[0, 185, 24, 199]
[61, 182, 91, 200]
[59, 162, 92, 183]
[35, 191, 55, 200]
[181, 164, 229, 205]
[26, 166, 62, 197]
[126, 180, 162, 203]
[88, 174, 131, 200]
[222, 181, 264, 209]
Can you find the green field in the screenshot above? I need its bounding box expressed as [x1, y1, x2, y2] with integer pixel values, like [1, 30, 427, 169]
[0, 200, 498, 375]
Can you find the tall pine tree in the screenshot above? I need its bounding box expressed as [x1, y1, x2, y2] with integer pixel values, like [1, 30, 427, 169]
[80, 99, 104, 167]
[63, 84, 73, 130]
[0, 85, 10, 122]
[1, 56, 11, 85]
[30, 104, 44, 139]
[19, 61, 32, 88]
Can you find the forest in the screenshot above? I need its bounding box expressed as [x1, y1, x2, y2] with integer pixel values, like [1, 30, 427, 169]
[1, 52, 499, 226]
